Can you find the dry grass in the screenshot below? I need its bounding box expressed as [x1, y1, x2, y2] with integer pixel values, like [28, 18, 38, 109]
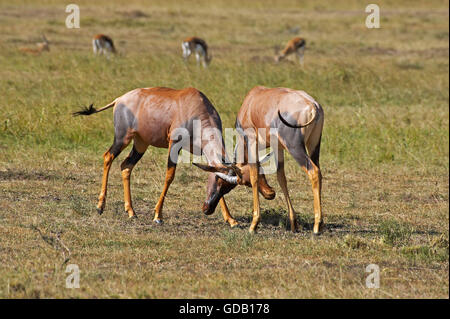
[0, 0, 448, 298]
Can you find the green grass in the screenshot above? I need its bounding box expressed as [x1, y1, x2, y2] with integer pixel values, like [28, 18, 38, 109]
[0, 0, 448, 298]
[377, 219, 414, 247]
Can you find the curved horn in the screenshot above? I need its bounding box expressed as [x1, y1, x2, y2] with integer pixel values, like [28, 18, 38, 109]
[194, 163, 220, 172]
[278, 104, 318, 128]
[215, 172, 238, 184]
[193, 162, 231, 174]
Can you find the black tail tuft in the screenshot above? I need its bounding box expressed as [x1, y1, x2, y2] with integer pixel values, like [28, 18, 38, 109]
[72, 104, 97, 116]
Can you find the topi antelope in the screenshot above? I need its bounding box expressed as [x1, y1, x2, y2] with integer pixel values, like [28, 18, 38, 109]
[92, 34, 116, 57]
[73, 87, 240, 226]
[19, 35, 49, 55]
[275, 37, 306, 65]
[182, 37, 212, 68]
[196, 86, 324, 234]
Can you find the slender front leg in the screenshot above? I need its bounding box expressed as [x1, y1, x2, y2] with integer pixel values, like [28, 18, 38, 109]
[154, 143, 178, 223]
[153, 166, 176, 223]
[195, 52, 200, 66]
[297, 47, 305, 66]
[219, 197, 238, 227]
[303, 161, 323, 234]
[248, 162, 261, 233]
[120, 146, 145, 218]
[182, 43, 190, 62]
[247, 135, 260, 233]
[96, 151, 115, 214]
[276, 154, 298, 232]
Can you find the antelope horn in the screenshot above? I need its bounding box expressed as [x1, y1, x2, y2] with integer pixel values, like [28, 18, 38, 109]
[215, 172, 238, 184]
[193, 163, 225, 173]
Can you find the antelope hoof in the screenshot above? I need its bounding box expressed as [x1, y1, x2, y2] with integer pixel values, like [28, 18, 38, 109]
[291, 221, 299, 233]
[313, 221, 325, 236]
[128, 214, 138, 219]
[248, 228, 257, 234]
[153, 219, 163, 225]
[96, 207, 104, 215]
[228, 219, 239, 228]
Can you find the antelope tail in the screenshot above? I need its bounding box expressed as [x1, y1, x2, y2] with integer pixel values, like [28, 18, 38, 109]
[72, 100, 116, 117]
[278, 103, 319, 128]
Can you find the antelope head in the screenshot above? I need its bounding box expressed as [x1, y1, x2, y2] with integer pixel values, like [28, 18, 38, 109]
[196, 151, 275, 215]
[38, 34, 50, 51]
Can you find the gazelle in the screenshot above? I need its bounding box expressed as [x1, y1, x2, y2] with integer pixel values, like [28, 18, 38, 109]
[275, 37, 306, 65]
[73, 87, 240, 226]
[197, 86, 324, 234]
[181, 37, 212, 68]
[19, 35, 49, 55]
[92, 34, 116, 57]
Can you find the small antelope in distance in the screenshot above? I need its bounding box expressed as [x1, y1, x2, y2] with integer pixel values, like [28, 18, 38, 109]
[92, 34, 116, 57]
[73, 87, 240, 226]
[197, 86, 324, 234]
[275, 37, 306, 65]
[182, 37, 212, 68]
[19, 35, 49, 55]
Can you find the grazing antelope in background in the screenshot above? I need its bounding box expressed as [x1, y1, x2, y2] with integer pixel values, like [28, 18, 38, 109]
[73, 87, 240, 226]
[182, 37, 212, 68]
[275, 37, 306, 65]
[19, 35, 49, 55]
[92, 34, 116, 57]
[197, 86, 324, 234]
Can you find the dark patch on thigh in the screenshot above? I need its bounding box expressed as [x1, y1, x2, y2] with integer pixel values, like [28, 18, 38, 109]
[114, 103, 138, 142]
[108, 103, 138, 157]
[272, 115, 309, 168]
[273, 114, 304, 149]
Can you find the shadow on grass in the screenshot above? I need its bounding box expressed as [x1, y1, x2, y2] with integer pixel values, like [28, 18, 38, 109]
[231, 208, 349, 233]
[0, 168, 58, 181]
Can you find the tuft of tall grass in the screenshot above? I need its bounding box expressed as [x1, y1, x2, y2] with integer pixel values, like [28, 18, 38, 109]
[377, 219, 413, 247]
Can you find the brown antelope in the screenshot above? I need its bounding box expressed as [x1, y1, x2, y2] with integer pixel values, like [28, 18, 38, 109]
[275, 37, 306, 65]
[73, 87, 240, 225]
[196, 86, 324, 234]
[182, 37, 212, 68]
[19, 35, 49, 55]
[92, 34, 116, 57]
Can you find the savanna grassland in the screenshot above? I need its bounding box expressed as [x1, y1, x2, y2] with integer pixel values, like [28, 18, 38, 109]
[0, 0, 448, 298]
